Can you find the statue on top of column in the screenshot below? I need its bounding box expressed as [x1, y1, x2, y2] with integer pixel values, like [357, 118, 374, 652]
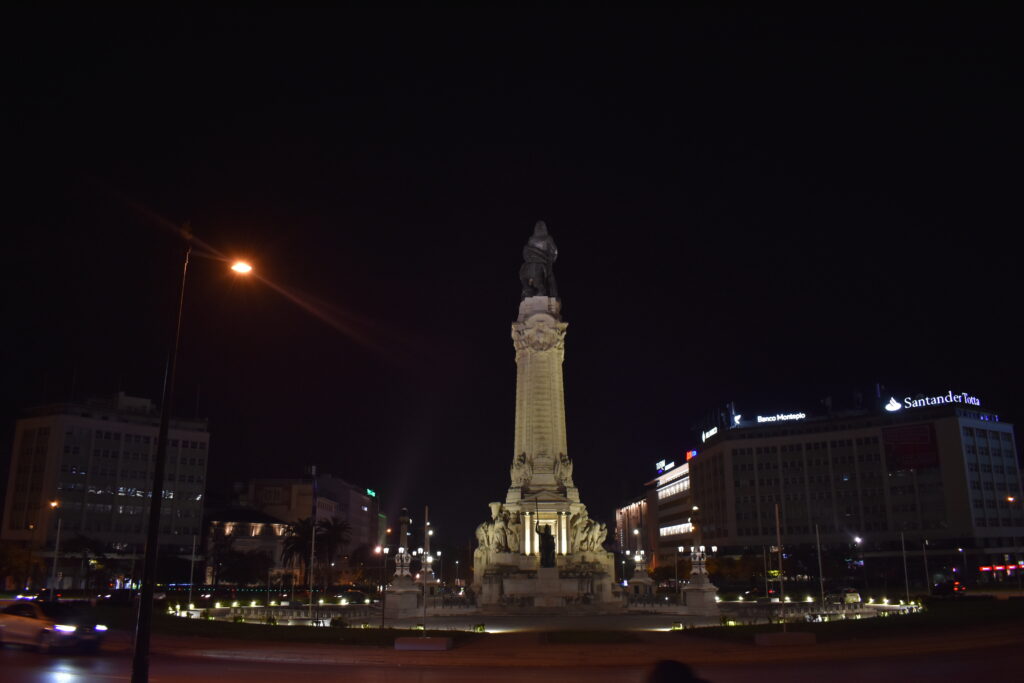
[519, 220, 558, 299]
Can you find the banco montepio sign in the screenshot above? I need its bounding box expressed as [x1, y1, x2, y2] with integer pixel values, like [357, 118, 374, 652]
[885, 390, 981, 412]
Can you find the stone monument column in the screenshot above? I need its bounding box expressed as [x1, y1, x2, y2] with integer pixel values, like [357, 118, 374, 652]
[511, 296, 568, 493]
[472, 221, 618, 609]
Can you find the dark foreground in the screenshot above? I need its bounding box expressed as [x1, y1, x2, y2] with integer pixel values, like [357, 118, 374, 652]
[0, 641, 1019, 682]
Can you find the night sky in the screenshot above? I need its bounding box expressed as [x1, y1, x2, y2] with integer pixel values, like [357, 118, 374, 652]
[3, 7, 1020, 551]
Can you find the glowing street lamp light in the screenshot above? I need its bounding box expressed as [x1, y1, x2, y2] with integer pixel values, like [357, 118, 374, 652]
[231, 261, 253, 274]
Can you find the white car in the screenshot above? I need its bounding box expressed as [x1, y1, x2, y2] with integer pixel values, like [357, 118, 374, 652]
[0, 601, 107, 652]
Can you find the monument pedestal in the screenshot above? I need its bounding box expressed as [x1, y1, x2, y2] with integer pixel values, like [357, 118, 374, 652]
[384, 576, 421, 620]
[680, 573, 720, 617]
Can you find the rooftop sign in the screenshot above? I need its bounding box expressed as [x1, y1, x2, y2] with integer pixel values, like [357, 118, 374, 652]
[885, 391, 980, 412]
[756, 412, 806, 423]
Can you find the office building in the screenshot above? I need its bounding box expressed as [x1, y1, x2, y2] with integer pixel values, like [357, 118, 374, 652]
[615, 455, 696, 573]
[689, 389, 1022, 572]
[243, 474, 383, 552]
[1, 393, 209, 560]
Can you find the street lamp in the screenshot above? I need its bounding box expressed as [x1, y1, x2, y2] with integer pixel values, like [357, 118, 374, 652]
[853, 535, 868, 595]
[375, 546, 390, 628]
[132, 239, 252, 683]
[958, 547, 967, 582]
[49, 500, 61, 594]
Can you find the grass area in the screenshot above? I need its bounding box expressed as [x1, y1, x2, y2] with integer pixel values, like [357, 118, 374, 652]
[90, 604, 482, 647]
[540, 630, 642, 644]
[688, 597, 1024, 644]
[25, 595, 1022, 649]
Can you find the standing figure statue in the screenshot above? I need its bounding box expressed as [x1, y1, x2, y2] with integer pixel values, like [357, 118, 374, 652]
[519, 220, 558, 299]
[475, 522, 491, 551]
[554, 453, 574, 487]
[507, 511, 522, 553]
[492, 514, 509, 552]
[535, 522, 556, 568]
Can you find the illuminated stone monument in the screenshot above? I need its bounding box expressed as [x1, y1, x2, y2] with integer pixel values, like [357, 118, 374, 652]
[384, 508, 420, 619]
[680, 545, 720, 616]
[471, 222, 618, 609]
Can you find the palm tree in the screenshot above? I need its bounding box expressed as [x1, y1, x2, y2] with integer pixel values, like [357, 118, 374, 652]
[282, 517, 316, 587]
[208, 524, 236, 588]
[283, 516, 352, 590]
[316, 517, 351, 568]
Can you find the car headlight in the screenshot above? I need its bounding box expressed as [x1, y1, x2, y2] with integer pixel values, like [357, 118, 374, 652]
[95, 624, 108, 631]
[54, 624, 77, 633]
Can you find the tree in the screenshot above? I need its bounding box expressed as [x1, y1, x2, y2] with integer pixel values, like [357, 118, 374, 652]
[62, 535, 107, 590]
[282, 517, 316, 586]
[282, 516, 351, 588]
[316, 517, 351, 567]
[0, 540, 33, 590]
[208, 524, 236, 588]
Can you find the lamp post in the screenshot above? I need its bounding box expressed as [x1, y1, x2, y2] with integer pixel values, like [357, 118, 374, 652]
[675, 546, 683, 598]
[49, 501, 61, 594]
[922, 539, 931, 595]
[375, 546, 389, 628]
[1008, 497, 1023, 593]
[958, 547, 967, 583]
[131, 240, 252, 683]
[854, 535, 867, 596]
[900, 531, 910, 605]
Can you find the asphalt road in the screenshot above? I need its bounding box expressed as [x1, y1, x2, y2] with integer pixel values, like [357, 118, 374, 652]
[0, 642, 1019, 682]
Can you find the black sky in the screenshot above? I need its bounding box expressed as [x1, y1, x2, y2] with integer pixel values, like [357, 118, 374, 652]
[3, 7, 1020, 551]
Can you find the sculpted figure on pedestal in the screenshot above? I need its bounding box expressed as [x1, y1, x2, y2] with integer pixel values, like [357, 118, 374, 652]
[519, 220, 558, 299]
[554, 453, 574, 487]
[507, 511, 522, 553]
[475, 522, 491, 551]
[492, 513, 509, 551]
[510, 453, 532, 487]
[568, 513, 608, 552]
[587, 520, 608, 550]
[570, 512, 585, 551]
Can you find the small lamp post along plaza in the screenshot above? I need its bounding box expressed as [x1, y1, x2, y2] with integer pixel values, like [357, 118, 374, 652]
[375, 546, 389, 628]
[131, 240, 252, 683]
[49, 500, 61, 592]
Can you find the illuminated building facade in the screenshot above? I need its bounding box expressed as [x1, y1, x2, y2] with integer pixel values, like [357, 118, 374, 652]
[614, 454, 698, 573]
[243, 474, 382, 552]
[1, 393, 209, 559]
[690, 393, 1022, 573]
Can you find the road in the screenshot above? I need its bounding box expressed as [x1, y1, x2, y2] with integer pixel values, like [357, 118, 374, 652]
[0, 642, 1019, 682]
